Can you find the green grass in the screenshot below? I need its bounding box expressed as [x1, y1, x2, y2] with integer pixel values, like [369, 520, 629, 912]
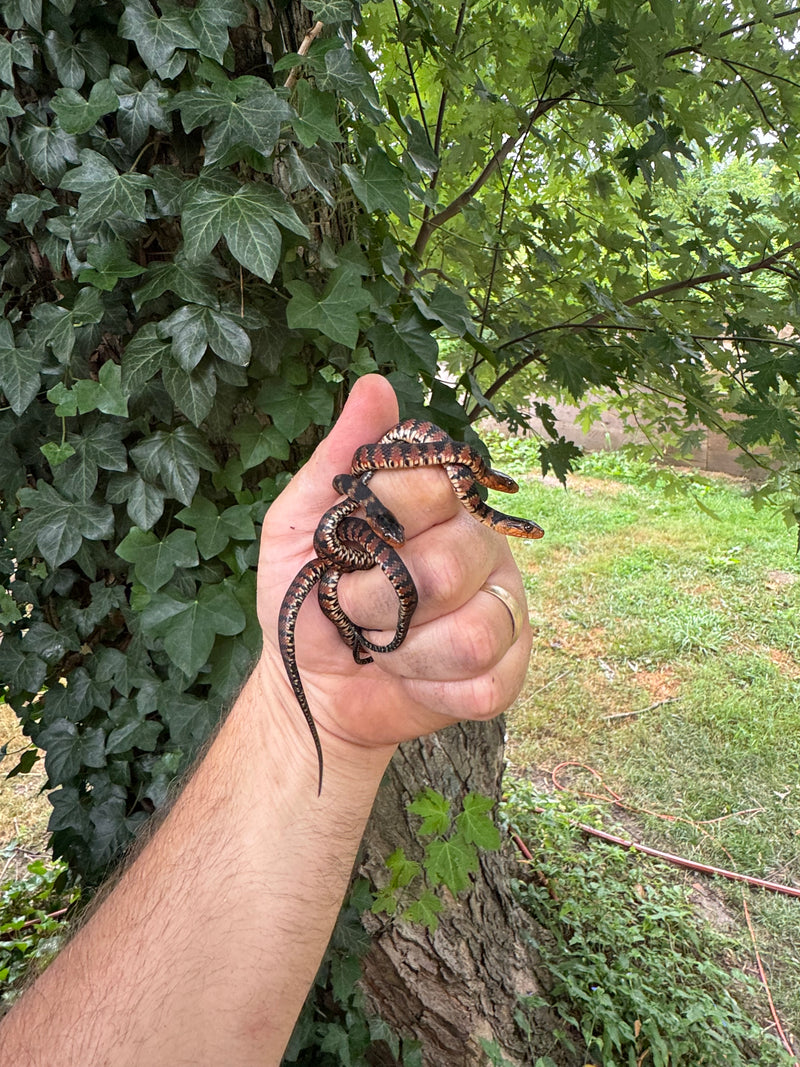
[495, 440, 800, 1055]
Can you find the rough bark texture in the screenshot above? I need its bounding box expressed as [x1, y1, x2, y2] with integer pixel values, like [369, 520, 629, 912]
[358, 719, 583, 1067]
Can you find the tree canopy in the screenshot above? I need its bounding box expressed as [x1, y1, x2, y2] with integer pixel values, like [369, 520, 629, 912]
[1, 0, 800, 883]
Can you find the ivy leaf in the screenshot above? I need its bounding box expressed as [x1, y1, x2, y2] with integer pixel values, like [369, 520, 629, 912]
[16, 482, 114, 567]
[188, 0, 245, 64]
[257, 376, 334, 440]
[182, 180, 306, 282]
[117, 527, 199, 591]
[114, 76, 171, 151]
[17, 113, 79, 185]
[159, 688, 217, 747]
[0, 32, 33, 87]
[343, 148, 410, 222]
[82, 240, 147, 291]
[71, 361, 129, 418]
[162, 358, 217, 426]
[51, 79, 119, 135]
[302, 0, 354, 22]
[59, 149, 150, 224]
[423, 837, 479, 893]
[293, 80, 342, 147]
[143, 582, 246, 677]
[6, 189, 58, 230]
[38, 720, 106, 783]
[106, 715, 163, 756]
[231, 415, 290, 469]
[413, 285, 475, 336]
[107, 471, 165, 530]
[122, 324, 172, 390]
[172, 79, 293, 164]
[455, 794, 501, 850]
[119, 0, 198, 72]
[0, 321, 41, 415]
[129, 425, 218, 506]
[176, 496, 255, 558]
[159, 305, 251, 369]
[286, 265, 370, 348]
[132, 258, 221, 311]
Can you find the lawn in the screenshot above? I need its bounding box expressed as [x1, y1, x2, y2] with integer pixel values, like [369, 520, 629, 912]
[496, 441, 800, 1057]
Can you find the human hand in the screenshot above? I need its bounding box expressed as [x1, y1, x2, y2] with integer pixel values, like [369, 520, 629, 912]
[257, 375, 532, 764]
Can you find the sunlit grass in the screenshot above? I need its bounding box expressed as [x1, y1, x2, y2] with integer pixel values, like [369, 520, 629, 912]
[491, 445, 800, 1034]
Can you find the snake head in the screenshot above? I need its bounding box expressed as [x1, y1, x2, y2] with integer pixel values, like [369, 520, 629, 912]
[365, 502, 405, 545]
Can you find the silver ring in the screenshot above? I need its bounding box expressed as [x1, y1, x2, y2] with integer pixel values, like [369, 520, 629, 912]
[480, 583, 524, 646]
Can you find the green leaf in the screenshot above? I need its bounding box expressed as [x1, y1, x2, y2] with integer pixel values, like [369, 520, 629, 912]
[162, 358, 217, 426]
[107, 472, 165, 530]
[302, 0, 353, 22]
[293, 79, 342, 147]
[330, 953, 361, 1006]
[172, 79, 293, 165]
[106, 716, 163, 755]
[129, 425, 218, 506]
[16, 482, 114, 567]
[122, 324, 172, 390]
[17, 113, 79, 185]
[176, 496, 255, 557]
[0, 32, 33, 87]
[455, 794, 502, 850]
[71, 361, 129, 418]
[408, 788, 451, 836]
[423, 838, 478, 893]
[0, 322, 41, 415]
[189, 0, 245, 63]
[159, 305, 251, 369]
[231, 415, 290, 469]
[114, 76, 171, 152]
[286, 265, 370, 348]
[142, 583, 246, 677]
[6, 189, 58, 230]
[402, 889, 443, 932]
[343, 149, 410, 222]
[132, 258, 220, 310]
[117, 527, 199, 592]
[60, 149, 150, 224]
[119, 0, 198, 72]
[38, 720, 106, 782]
[257, 376, 334, 440]
[182, 180, 306, 282]
[51, 79, 119, 135]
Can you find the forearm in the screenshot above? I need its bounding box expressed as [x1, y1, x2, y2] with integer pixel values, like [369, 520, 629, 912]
[1, 655, 394, 1067]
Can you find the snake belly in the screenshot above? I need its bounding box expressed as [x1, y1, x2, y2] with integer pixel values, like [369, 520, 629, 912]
[278, 418, 544, 794]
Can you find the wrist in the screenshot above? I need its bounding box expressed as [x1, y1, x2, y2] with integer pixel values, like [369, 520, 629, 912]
[238, 650, 397, 801]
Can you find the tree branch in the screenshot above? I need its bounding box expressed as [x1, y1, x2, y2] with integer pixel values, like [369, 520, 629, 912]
[470, 239, 800, 416]
[410, 93, 573, 266]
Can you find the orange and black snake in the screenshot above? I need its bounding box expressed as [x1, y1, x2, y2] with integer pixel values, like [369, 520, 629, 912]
[278, 419, 544, 792]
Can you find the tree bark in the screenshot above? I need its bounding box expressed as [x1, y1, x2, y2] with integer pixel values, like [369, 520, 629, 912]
[358, 719, 584, 1067]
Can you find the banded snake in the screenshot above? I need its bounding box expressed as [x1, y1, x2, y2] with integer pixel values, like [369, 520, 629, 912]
[278, 418, 544, 792]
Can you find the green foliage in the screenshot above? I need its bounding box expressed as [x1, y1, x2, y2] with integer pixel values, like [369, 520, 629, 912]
[503, 781, 795, 1067]
[2, 0, 800, 890]
[371, 789, 501, 932]
[0, 851, 80, 1011]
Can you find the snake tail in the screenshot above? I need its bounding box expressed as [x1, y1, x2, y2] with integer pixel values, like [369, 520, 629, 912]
[278, 557, 329, 794]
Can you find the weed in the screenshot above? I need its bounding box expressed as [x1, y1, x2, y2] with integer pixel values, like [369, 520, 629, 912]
[503, 781, 795, 1067]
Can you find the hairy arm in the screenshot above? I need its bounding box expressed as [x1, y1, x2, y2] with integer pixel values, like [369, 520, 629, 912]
[0, 374, 531, 1066]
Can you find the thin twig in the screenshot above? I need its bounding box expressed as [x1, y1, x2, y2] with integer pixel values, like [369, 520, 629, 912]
[283, 21, 325, 91]
[602, 697, 680, 721]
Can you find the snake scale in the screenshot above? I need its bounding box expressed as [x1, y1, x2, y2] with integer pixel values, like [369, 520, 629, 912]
[278, 418, 544, 793]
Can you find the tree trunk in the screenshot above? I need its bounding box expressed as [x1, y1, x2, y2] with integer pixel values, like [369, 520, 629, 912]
[357, 719, 583, 1067]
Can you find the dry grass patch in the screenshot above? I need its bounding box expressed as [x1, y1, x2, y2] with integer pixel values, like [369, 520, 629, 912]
[0, 702, 49, 866]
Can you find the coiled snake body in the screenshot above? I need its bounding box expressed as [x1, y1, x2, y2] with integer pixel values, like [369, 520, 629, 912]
[278, 418, 544, 792]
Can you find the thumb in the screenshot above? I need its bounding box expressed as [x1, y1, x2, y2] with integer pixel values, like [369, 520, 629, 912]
[268, 375, 400, 527]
